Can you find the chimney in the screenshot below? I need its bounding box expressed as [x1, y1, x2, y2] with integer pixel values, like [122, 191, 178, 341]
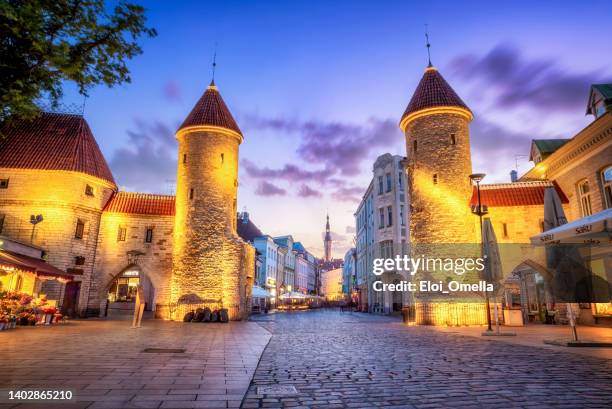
[241, 211, 249, 224]
[510, 170, 518, 183]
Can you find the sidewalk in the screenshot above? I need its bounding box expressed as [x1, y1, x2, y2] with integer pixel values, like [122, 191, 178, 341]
[0, 319, 271, 408]
[432, 323, 612, 359]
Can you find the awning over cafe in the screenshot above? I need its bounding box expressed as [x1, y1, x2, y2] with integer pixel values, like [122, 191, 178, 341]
[279, 291, 307, 300]
[530, 208, 612, 245]
[0, 250, 74, 282]
[251, 285, 272, 298]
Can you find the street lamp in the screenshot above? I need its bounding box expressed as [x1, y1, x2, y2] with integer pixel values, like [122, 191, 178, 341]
[469, 173, 492, 332]
[29, 214, 43, 243]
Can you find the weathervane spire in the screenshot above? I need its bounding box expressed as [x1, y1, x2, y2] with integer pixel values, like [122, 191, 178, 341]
[211, 43, 217, 86]
[425, 24, 432, 67]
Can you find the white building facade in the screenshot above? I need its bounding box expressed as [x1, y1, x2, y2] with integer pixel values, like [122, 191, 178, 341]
[355, 153, 411, 314]
[252, 236, 279, 295]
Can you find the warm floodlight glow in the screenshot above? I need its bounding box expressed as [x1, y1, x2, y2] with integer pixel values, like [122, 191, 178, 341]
[400, 106, 473, 132]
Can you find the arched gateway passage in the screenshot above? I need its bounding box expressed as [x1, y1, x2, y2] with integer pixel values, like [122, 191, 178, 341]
[104, 264, 154, 317]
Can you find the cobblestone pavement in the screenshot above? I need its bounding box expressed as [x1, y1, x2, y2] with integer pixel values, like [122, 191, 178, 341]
[243, 310, 612, 409]
[0, 319, 270, 409]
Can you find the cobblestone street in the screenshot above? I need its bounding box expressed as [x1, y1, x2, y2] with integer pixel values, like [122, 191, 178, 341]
[244, 310, 612, 409]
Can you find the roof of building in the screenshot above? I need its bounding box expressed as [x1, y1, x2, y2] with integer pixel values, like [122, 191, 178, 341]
[592, 84, 612, 100]
[177, 82, 242, 136]
[530, 139, 570, 161]
[400, 67, 471, 128]
[237, 213, 263, 242]
[103, 192, 175, 216]
[293, 242, 306, 253]
[0, 112, 115, 185]
[470, 181, 569, 207]
[587, 83, 612, 115]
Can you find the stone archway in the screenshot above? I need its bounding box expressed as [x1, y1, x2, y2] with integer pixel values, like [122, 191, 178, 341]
[103, 264, 155, 317]
[506, 259, 554, 324]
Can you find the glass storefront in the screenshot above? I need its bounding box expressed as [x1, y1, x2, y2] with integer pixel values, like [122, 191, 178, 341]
[107, 268, 145, 305]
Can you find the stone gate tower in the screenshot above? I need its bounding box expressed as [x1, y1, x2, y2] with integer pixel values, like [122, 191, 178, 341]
[170, 80, 254, 320]
[400, 65, 476, 245]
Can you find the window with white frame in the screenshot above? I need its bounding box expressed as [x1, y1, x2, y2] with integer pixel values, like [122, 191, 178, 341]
[602, 166, 612, 209]
[577, 179, 593, 217]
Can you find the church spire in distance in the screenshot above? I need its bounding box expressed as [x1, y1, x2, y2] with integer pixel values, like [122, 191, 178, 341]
[324, 212, 332, 262]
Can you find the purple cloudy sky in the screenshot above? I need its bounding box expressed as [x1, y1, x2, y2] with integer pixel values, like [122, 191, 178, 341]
[62, 0, 612, 258]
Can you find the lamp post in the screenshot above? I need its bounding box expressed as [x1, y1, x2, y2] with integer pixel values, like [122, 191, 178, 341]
[29, 214, 43, 243]
[469, 173, 492, 332]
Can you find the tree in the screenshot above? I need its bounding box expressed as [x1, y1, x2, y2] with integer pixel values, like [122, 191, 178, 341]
[0, 0, 156, 124]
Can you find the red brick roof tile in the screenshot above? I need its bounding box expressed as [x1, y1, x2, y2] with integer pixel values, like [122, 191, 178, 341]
[0, 112, 115, 185]
[103, 192, 175, 216]
[401, 67, 471, 124]
[177, 82, 242, 136]
[470, 181, 569, 207]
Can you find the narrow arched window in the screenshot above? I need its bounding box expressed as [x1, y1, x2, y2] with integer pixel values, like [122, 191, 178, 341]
[413, 140, 417, 152]
[450, 134, 456, 145]
[433, 174, 438, 185]
[601, 165, 612, 209]
[220, 153, 224, 164]
[577, 180, 592, 216]
[189, 188, 194, 200]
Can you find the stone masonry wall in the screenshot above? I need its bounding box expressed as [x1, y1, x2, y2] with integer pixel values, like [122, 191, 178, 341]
[89, 212, 174, 314]
[0, 168, 115, 314]
[171, 129, 253, 320]
[405, 113, 476, 245]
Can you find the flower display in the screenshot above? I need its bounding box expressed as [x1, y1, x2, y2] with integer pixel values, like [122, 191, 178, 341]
[0, 291, 62, 329]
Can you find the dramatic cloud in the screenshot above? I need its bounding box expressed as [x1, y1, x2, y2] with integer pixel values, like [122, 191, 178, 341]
[255, 181, 287, 196]
[110, 120, 178, 193]
[449, 44, 608, 111]
[243, 159, 330, 184]
[241, 116, 403, 183]
[331, 186, 363, 203]
[297, 184, 322, 198]
[162, 80, 181, 102]
[470, 118, 535, 181]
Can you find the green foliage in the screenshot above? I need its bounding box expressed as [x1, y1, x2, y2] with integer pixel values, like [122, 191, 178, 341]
[0, 0, 156, 124]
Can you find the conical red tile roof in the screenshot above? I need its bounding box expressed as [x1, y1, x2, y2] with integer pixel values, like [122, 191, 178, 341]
[400, 67, 471, 130]
[0, 112, 116, 185]
[177, 82, 242, 137]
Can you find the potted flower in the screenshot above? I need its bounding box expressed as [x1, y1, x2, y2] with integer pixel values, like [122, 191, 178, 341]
[28, 314, 37, 326]
[42, 307, 57, 324]
[18, 312, 30, 326]
[53, 312, 63, 324]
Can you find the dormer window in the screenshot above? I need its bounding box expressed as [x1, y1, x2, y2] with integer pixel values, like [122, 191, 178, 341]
[587, 84, 611, 119]
[0, 179, 9, 189]
[85, 184, 94, 196]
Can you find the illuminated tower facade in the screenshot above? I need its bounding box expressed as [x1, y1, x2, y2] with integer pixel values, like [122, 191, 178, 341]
[324, 213, 332, 262]
[171, 80, 254, 320]
[400, 65, 476, 245]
